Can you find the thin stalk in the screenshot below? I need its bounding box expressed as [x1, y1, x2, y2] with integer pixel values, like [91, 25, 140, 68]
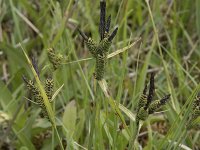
[145, 0, 178, 111]
[98, 80, 131, 137]
[54, 124, 64, 150]
[128, 122, 142, 150]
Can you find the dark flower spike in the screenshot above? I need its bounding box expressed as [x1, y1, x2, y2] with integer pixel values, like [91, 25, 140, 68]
[148, 94, 171, 114]
[77, 28, 88, 41]
[108, 27, 118, 42]
[31, 56, 39, 77]
[146, 72, 155, 108]
[99, 0, 106, 40]
[77, 28, 98, 57]
[160, 94, 171, 105]
[136, 72, 171, 134]
[22, 75, 29, 84]
[143, 84, 148, 94]
[105, 15, 111, 33]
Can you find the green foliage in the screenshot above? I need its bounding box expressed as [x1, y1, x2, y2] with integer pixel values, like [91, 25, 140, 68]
[62, 100, 77, 137]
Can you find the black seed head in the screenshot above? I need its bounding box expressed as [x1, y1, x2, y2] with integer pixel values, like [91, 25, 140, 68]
[22, 75, 29, 84]
[160, 94, 171, 105]
[143, 84, 148, 95]
[108, 27, 118, 42]
[146, 72, 155, 107]
[99, 0, 106, 40]
[31, 56, 39, 77]
[105, 15, 111, 33]
[77, 28, 88, 41]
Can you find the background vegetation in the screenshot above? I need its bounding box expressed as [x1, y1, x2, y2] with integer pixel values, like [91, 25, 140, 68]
[0, 0, 200, 149]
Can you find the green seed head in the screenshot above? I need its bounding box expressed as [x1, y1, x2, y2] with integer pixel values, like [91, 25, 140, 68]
[193, 94, 200, 109]
[95, 54, 106, 80]
[192, 108, 200, 120]
[86, 38, 98, 57]
[45, 78, 54, 101]
[148, 94, 170, 114]
[34, 94, 43, 104]
[98, 38, 111, 54]
[47, 48, 63, 70]
[104, 32, 110, 39]
[39, 103, 50, 121]
[148, 100, 160, 114]
[26, 80, 34, 90]
[138, 93, 148, 111]
[137, 107, 148, 121]
[25, 80, 43, 104]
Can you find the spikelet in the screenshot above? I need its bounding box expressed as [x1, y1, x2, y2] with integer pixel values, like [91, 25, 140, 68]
[136, 73, 171, 125]
[148, 100, 160, 114]
[108, 27, 118, 42]
[98, 38, 112, 54]
[39, 102, 50, 120]
[187, 93, 200, 129]
[95, 54, 106, 80]
[86, 38, 98, 58]
[47, 48, 63, 70]
[136, 107, 148, 121]
[146, 73, 155, 108]
[137, 85, 148, 112]
[23, 76, 51, 120]
[191, 108, 200, 119]
[99, 0, 106, 41]
[192, 94, 200, 109]
[25, 80, 43, 104]
[29, 83, 49, 119]
[45, 78, 54, 102]
[31, 57, 39, 76]
[148, 94, 170, 114]
[105, 15, 111, 34]
[191, 93, 200, 120]
[138, 94, 147, 111]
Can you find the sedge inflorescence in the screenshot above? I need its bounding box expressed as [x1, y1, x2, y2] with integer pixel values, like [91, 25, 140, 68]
[187, 93, 200, 129]
[47, 48, 64, 70]
[78, 0, 118, 80]
[22, 57, 54, 120]
[136, 73, 171, 125]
